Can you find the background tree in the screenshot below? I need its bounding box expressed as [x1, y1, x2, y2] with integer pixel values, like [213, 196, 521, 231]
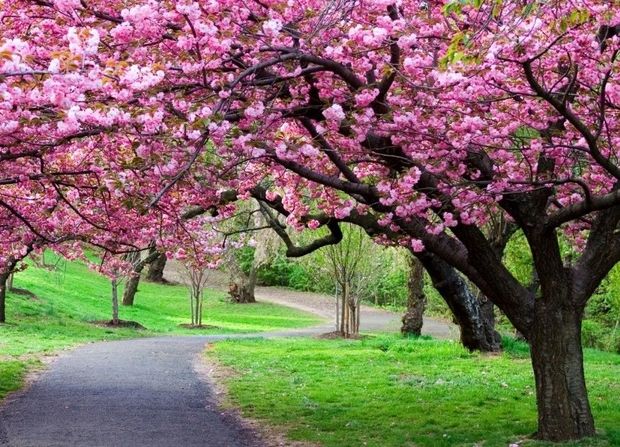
[225, 202, 280, 304]
[303, 224, 376, 337]
[145, 252, 168, 284]
[122, 247, 161, 306]
[181, 262, 209, 327]
[401, 254, 426, 337]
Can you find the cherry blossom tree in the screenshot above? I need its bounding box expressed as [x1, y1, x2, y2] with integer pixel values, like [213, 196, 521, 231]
[2, 0, 620, 440]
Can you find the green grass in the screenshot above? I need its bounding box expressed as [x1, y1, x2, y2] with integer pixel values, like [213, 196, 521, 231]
[210, 335, 620, 447]
[0, 256, 321, 399]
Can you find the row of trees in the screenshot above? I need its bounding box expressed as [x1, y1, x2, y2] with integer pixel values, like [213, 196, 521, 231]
[2, 0, 619, 440]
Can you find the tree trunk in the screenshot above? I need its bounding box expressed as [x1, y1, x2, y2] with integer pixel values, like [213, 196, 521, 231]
[418, 252, 501, 352]
[401, 254, 426, 336]
[339, 282, 346, 334]
[189, 292, 195, 326]
[122, 274, 141, 306]
[111, 278, 119, 325]
[229, 266, 258, 303]
[347, 295, 358, 336]
[146, 252, 167, 283]
[198, 292, 204, 326]
[7, 273, 14, 291]
[529, 304, 595, 441]
[479, 293, 502, 348]
[0, 272, 8, 324]
[194, 291, 200, 326]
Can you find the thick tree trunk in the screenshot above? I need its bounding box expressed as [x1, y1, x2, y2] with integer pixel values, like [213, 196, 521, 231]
[0, 272, 8, 324]
[229, 266, 258, 303]
[122, 274, 141, 306]
[479, 294, 502, 348]
[7, 273, 13, 291]
[529, 304, 595, 441]
[122, 249, 161, 306]
[418, 252, 501, 352]
[146, 252, 167, 283]
[401, 254, 426, 336]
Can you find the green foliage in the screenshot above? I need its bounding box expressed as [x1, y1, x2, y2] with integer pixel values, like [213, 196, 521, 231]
[503, 231, 533, 286]
[251, 226, 620, 352]
[366, 266, 408, 307]
[582, 320, 620, 354]
[211, 335, 620, 447]
[236, 246, 255, 276]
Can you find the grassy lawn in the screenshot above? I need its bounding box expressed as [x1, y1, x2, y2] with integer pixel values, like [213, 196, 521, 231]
[210, 336, 620, 447]
[0, 257, 321, 400]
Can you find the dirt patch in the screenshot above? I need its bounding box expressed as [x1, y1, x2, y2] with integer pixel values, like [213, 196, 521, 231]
[315, 331, 367, 340]
[9, 287, 39, 300]
[90, 320, 147, 329]
[196, 346, 320, 447]
[178, 324, 220, 330]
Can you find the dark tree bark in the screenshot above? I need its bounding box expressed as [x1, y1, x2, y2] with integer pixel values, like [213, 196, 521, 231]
[418, 252, 501, 352]
[479, 295, 502, 349]
[0, 260, 18, 324]
[146, 252, 167, 283]
[401, 254, 426, 336]
[122, 249, 161, 306]
[122, 274, 141, 306]
[0, 271, 9, 324]
[530, 302, 594, 440]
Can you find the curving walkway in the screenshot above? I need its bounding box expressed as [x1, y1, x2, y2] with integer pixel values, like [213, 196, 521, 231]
[0, 337, 260, 447]
[165, 261, 456, 339]
[0, 267, 456, 446]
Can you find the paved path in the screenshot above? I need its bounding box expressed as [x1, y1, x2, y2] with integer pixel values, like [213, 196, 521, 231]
[165, 261, 457, 339]
[0, 337, 261, 447]
[0, 267, 456, 446]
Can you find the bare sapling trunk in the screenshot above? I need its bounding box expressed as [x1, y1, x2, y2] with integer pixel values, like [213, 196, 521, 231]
[194, 287, 201, 326]
[336, 279, 361, 338]
[184, 265, 209, 327]
[401, 254, 426, 336]
[334, 282, 340, 332]
[111, 277, 119, 325]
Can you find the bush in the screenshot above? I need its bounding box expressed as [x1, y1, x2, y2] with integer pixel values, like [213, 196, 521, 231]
[582, 319, 620, 353]
[257, 252, 296, 287]
[363, 267, 408, 307]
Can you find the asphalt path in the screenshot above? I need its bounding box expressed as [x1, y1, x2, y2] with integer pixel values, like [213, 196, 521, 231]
[0, 336, 262, 447]
[0, 268, 455, 446]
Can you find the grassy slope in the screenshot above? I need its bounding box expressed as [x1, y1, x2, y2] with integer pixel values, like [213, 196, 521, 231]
[211, 336, 620, 447]
[0, 258, 320, 399]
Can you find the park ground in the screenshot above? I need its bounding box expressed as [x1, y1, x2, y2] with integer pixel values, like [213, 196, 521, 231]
[0, 258, 619, 447]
